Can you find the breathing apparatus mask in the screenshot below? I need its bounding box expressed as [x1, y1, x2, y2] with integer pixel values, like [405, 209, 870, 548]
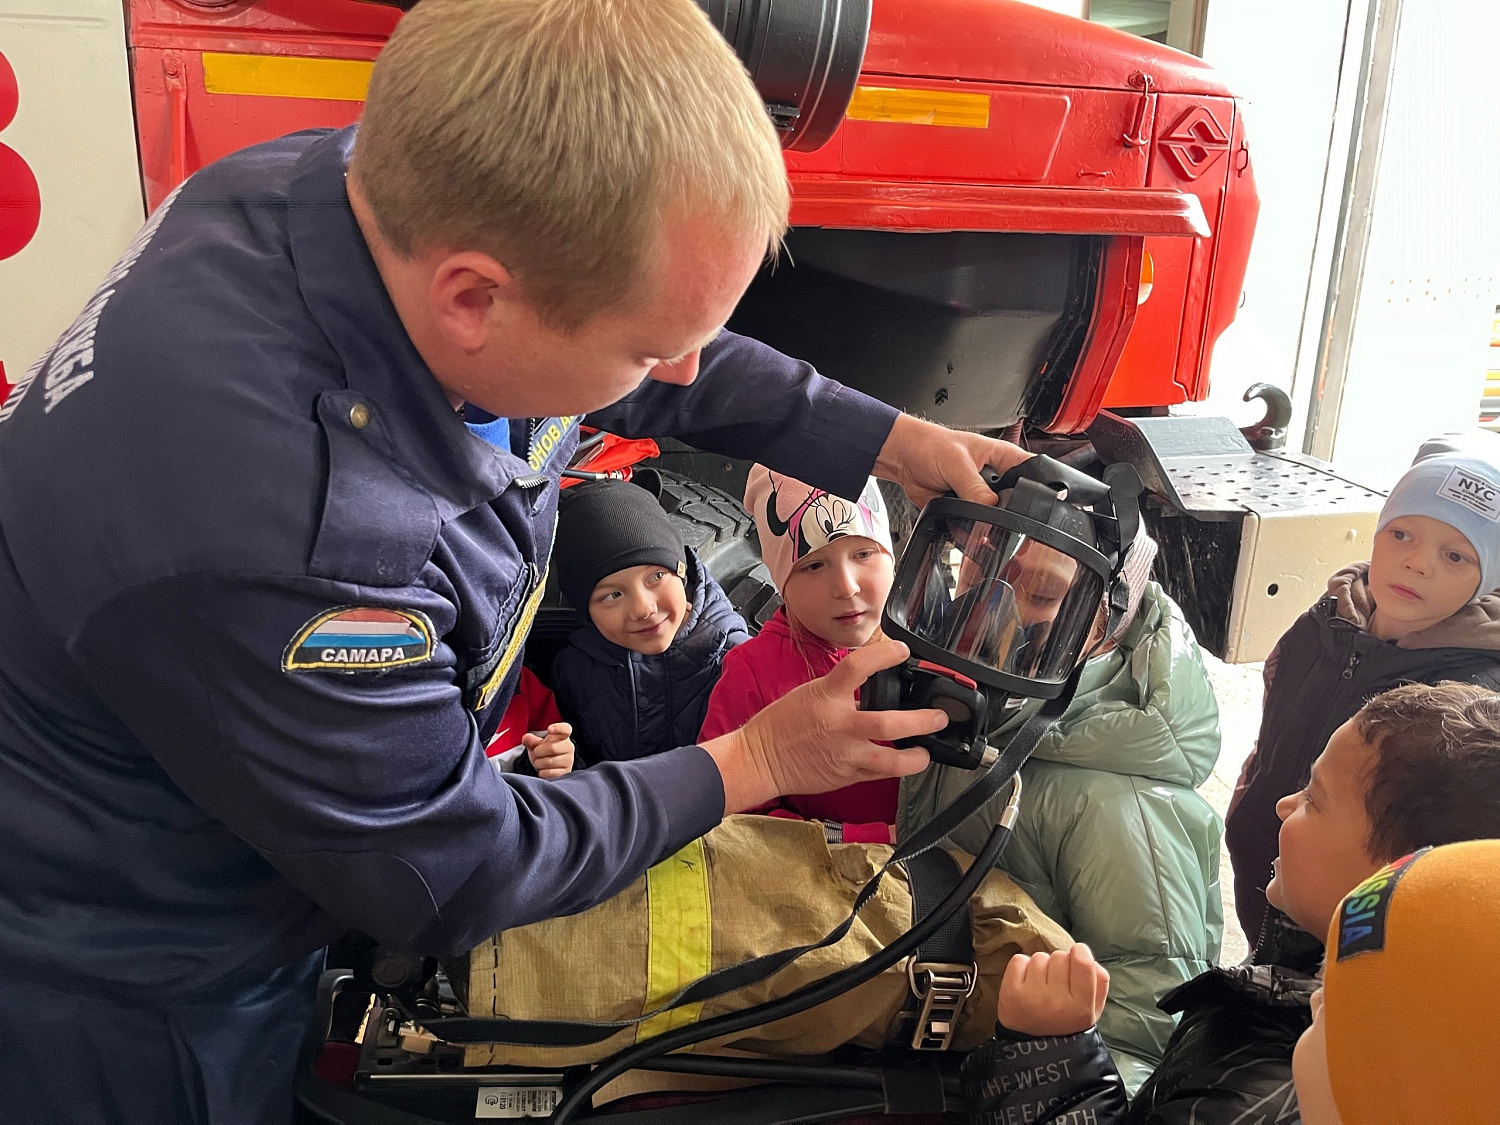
[860, 455, 1146, 769]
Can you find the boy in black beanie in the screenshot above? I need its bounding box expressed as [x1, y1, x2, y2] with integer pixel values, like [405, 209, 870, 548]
[551, 478, 750, 764]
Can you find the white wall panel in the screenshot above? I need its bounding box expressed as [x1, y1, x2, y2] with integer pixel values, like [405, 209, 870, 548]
[0, 1, 143, 389]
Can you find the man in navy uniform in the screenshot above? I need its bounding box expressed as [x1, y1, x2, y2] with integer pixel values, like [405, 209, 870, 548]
[0, 2, 1027, 1120]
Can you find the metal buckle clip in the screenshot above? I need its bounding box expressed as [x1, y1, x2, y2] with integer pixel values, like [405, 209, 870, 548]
[906, 959, 977, 1051]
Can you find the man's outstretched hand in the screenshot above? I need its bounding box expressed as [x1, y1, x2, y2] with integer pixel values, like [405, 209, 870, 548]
[873, 413, 1031, 509]
[701, 639, 941, 814]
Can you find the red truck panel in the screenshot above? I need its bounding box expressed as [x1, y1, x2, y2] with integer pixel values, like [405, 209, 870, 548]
[861, 0, 1233, 97]
[785, 80, 1152, 189]
[123, 0, 1256, 433]
[1104, 93, 1256, 409]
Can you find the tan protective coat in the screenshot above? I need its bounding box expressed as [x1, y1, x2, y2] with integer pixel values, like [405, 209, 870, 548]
[456, 814, 1070, 1067]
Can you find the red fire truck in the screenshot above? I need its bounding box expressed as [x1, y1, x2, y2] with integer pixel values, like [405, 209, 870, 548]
[1, 0, 1387, 668]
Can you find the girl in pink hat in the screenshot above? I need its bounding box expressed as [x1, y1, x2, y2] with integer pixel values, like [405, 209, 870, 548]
[699, 466, 897, 842]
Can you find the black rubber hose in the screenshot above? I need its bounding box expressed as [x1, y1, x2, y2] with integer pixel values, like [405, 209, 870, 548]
[1057, 443, 1101, 472]
[551, 820, 1012, 1123]
[638, 1055, 964, 1098]
[643, 1056, 881, 1090]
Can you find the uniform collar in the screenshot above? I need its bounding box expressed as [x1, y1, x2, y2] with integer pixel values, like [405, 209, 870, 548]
[286, 126, 529, 517]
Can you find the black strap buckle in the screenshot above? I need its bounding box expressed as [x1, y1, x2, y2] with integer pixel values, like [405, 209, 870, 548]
[906, 959, 977, 1051]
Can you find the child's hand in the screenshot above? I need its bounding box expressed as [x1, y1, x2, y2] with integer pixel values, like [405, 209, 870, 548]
[522, 723, 574, 779]
[997, 943, 1110, 1037]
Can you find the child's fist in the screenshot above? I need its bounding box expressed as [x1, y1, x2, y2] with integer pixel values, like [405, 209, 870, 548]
[997, 943, 1110, 1038]
[522, 723, 575, 780]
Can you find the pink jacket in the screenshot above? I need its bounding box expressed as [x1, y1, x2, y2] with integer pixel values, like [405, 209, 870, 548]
[699, 609, 897, 842]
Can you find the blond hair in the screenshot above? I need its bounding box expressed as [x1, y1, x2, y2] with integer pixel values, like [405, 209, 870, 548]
[351, 0, 789, 331]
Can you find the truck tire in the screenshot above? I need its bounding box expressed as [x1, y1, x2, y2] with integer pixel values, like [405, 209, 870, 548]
[654, 470, 781, 633]
[877, 478, 919, 556]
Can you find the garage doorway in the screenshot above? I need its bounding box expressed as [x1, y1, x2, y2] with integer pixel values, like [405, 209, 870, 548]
[1087, 0, 1210, 54]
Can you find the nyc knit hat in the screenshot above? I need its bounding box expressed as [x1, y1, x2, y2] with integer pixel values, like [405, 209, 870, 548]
[554, 479, 685, 611]
[744, 467, 892, 593]
[1322, 840, 1500, 1122]
[1377, 435, 1500, 598]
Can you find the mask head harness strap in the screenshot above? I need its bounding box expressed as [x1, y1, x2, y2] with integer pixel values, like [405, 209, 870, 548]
[988, 458, 1144, 646]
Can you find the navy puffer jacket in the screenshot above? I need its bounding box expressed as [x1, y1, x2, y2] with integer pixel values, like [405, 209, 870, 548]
[552, 547, 749, 763]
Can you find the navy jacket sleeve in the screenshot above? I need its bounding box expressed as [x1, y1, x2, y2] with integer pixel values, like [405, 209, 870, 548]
[69, 570, 724, 958]
[588, 330, 899, 501]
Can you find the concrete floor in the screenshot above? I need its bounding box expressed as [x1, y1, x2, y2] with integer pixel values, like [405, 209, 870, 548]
[1198, 653, 1264, 965]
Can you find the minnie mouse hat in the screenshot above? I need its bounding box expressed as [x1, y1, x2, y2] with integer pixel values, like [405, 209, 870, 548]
[744, 466, 892, 593]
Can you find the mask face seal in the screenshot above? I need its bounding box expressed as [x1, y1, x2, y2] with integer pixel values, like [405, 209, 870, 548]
[861, 457, 1143, 769]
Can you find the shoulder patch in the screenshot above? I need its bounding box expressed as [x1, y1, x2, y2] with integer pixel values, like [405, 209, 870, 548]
[283, 606, 435, 673]
[1335, 847, 1430, 961]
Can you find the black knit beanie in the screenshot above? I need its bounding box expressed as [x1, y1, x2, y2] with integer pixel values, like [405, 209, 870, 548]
[554, 479, 685, 611]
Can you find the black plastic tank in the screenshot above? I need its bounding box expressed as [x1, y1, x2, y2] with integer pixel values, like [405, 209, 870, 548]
[358, 0, 870, 153]
[696, 0, 871, 152]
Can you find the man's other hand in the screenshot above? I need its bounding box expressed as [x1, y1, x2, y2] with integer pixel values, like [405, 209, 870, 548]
[873, 413, 1030, 509]
[700, 639, 938, 814]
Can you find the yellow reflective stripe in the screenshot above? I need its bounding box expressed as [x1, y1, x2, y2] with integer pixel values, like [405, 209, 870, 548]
[637, 838, 712, 1042]
[473, 566, 549, 713]
[845, 85, 990, 129]
[201, 53, 373, 102]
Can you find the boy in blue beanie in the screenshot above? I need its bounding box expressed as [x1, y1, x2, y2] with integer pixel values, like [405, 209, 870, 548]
[1225, 435, 1500, 945]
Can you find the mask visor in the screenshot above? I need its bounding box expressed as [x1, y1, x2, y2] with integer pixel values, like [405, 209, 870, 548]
[888, 515, 1105, 685]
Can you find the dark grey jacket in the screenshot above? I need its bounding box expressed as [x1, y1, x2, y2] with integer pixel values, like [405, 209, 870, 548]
[963, 1025, 1129, 1125]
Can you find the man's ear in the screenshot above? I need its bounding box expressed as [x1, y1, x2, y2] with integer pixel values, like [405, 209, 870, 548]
[427, 251, 515, 353]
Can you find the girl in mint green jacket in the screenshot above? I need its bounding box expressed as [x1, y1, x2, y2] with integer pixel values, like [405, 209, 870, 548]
[897, 580, 1222, 1093]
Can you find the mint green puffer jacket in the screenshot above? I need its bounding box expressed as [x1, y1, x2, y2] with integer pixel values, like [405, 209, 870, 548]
[896, 582, 1223, 1092]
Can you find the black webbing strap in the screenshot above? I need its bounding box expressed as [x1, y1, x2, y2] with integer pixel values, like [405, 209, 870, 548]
[892, 844, 975, 1051]
[882, 1067, 949, 1115]
[419, 689, 1068, 1046]
[903, 847, 972, 968]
